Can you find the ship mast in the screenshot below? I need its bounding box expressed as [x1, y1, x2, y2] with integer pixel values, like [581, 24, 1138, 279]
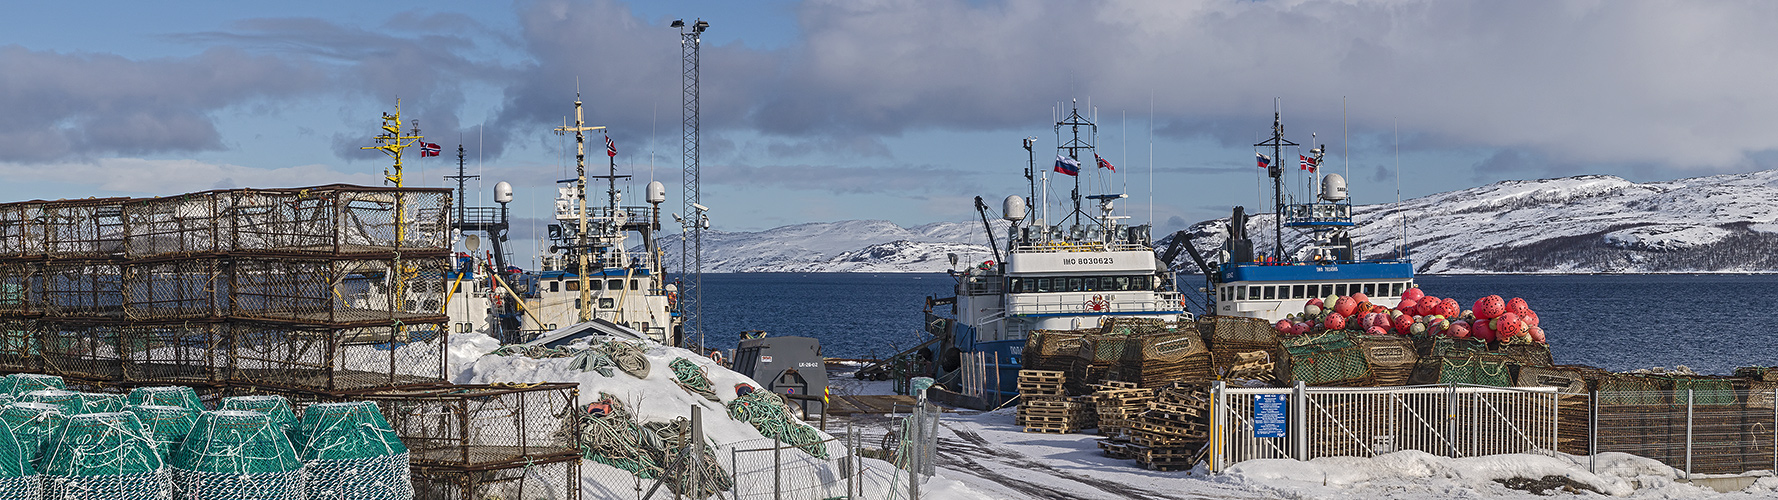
[1055, 99, 1097, 228]
[1253, 102, 1297, 262]
[554, 94, 606, 323]
[362, 100, 425, 339]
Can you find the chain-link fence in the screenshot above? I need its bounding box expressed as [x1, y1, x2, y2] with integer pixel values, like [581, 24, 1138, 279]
[1594, 386, 1778, 477]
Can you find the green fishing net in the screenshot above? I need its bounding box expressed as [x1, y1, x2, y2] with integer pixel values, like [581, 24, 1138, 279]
[726, 390, 827, 459]
[125, 404, 198, 460]
[1, 374, 63, 398]
[81, 392, 127, 414]
[296, 401, 411, 500]
[0, 403, 64, 469]
[126, 386, 205, 412]
[18, 390, 83, 415]
[574, 393, 730, 498]
[39, 411, 170, 500]
[169, 410, 305, 500]
[219, 395, 300, 452]
[671, 358, 719, 401]
[0, 407, 41, 499]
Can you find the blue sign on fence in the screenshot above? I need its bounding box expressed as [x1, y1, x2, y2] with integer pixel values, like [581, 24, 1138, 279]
[1253, 394, 1287, 438]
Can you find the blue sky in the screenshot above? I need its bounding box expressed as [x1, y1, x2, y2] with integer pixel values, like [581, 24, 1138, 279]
[4, 0, 1777, 254]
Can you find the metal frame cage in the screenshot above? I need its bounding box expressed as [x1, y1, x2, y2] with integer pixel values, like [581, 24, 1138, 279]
[360, 383, 581, 469]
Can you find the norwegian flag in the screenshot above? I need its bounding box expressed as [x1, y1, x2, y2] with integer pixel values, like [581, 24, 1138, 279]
[1095, 154, 1115, 172]
[1299, 154, 1318, 172]
[605, 136, 617, 157]
[420, 142, 442, 157]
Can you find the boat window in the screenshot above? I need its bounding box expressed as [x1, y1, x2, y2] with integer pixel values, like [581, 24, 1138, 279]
[608, 279, 623, 290]
[631, 280, 640, 291]
[1038, 278, 1053, 292]
[566, 280, 580, 292]
[1009, 278, 1021, 292]
[1335, 283, 1347, 296]
[589, 280, 602, 291]
[1363, 283, 1376, 297]
[1262, 286, 1275, 300]
[1291, 285, 1304, 299]
[600, 298, 615, 309]
[1068, 278, 1083, 291]
[549, 281, 558, 293]
[1392, 283, 1404, 296]
[1237, 286, 1246, 300]
[1022, 279, 1035, 293]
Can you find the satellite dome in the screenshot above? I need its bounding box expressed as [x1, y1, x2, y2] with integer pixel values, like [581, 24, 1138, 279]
[1003, 195, 1027, 222]
[1320, 173, 1348, 201]
[646, 181, 666, 204]
[494, 181, 513, 203]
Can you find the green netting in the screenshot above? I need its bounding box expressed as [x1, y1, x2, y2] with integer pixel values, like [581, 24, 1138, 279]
[125, 404, 198, 460]
[568, 349, 617, 376]
[0, 475, 40, 499]
[170, 410, 304, 500]
[19, 390, 83, 415]
[219, 395, 299, 449]
[126, 386, 205, 412]
[1666, 377, 1737, 407]
[1286, 333, 1372, 386]
[574, 393, 729, 498]
[602, 340, 651, 378]
[1430, 337, 1488, 358]
[1597, 374, 1669, 406]
[81, 392, 127, 414]
[0, 410, 34, 481]
[670, 358, 720, 401]
[725, 390, 827, 459]
[647, 418, 731, 499]
[295, 402, 404, 461]
[39, 412, 170, 499]
[1431, 355, 1513, 387]
[295, 402, 410, 500]
[0, 403, 64, 468]
[1, 374, 64, 397]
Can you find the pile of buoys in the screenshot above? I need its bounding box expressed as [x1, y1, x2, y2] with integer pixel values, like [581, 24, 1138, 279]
[1273, 288, 1547, 344]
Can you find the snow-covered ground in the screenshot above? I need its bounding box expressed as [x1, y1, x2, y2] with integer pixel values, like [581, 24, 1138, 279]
[448, 334, 1777, 499]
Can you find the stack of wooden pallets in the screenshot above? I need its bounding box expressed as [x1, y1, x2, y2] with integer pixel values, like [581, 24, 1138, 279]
[1092, 381, 1153, 459]
[1225, 350, 1277, 382]
[1017, 370, 1094, 433]
[1127, 382, 1210, 471]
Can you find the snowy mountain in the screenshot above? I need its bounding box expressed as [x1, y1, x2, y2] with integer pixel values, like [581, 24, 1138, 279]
[651, 219, 1006, 273]
[1163, 170, 1778, 274]
[651, 170, 1778, 274]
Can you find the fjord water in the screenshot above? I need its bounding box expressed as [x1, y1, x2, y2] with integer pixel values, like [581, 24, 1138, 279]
[698, 273, 1778, 374]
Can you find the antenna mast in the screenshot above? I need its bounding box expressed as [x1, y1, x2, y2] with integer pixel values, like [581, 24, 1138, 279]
[554, 94, 607, 323]
[676, 18, 710, 351]
[1055, 99, 1097, 227]
[1253, 100, 1298, 261]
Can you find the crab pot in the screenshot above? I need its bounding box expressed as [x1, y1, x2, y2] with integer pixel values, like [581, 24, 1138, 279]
[39, 411, 170, 499]
[121, 191, 225, 259]
[0, 412, 40, 499]
[1, 374, 64, 398]
[38, 261, 124, 317]
[221, 395, 300, 451]
[35, 322, 124, 381]
[126, 386, 206, 412]
[125, 404, 198, 460]
[18, 390, 84, 416]
[119, 322, 229, 384]
[39, 199, 128, 260]
[360, 383, 579, 468]
[121, 259, 228, 320]
[170, 410, 305, 500]
[410, 455, 580, 500]
[0, 403, 64, 468]
[298, 401, 411, 500]
[230, 322, 447, 392]
[226, 186, 452, 257]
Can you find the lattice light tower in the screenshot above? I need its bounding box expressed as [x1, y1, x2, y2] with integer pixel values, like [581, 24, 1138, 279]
[674, 18, 709, 351]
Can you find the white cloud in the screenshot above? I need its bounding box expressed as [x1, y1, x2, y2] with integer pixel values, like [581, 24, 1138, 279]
[0, 158, 382, 196]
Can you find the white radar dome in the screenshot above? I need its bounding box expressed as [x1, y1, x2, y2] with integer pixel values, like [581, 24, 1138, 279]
[1319, 173, 1348, 201]
[494, 181, 514, 203]
[646, 181, 667, 204]
[1002, 195, 1027, 222]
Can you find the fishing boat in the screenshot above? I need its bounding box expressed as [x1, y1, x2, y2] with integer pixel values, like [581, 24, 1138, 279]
[917, 100, 1191, 404]
[1174, 108, 1415, 324]
[442, 95, 682, 345]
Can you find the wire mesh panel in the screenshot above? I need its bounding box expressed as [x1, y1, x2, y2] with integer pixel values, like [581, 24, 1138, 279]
[123, 193, 223, 259]
[0, 202, 46, 261]
[229, 323, 445, 392]
[364, 383, 578, 468]
[411, 455, 579, 500]
[1596, 388, 1778, 475]
[727, 437, 855, 500]
[122, 259, 227, 320]
[118, 322, 228, 384]
[228, 186, 451, 257]
[36, 322, 123, 381]
[39, 199, 127, 260]
[39, 261, 123, 317]
[231, 257, 447, 327]
[0, 320, 41, 374]
[0, 263, 39, 317]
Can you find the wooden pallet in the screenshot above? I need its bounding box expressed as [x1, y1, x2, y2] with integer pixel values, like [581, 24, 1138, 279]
[1022, 425, 1080, 434]
[1023, 399, 1082, 410]
[1018, 370, 1065, 384]
[1093, 380, 1140, 390]
[1131, 418, 1207, 439]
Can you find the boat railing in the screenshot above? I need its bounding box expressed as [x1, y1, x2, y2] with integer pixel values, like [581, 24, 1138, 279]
[1006, 291, 1184, 316]
[1009, 242, 1150, 254]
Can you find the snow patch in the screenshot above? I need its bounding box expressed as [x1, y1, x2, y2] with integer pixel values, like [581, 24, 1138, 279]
[1602, 225, 1731, 251]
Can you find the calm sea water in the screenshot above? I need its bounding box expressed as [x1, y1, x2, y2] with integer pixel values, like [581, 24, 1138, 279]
[695, 273, 1778, 375]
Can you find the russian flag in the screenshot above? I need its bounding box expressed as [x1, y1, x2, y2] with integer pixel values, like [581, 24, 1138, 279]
[1256, 152, 1271, 169]
[1054, 155, 1081, 176]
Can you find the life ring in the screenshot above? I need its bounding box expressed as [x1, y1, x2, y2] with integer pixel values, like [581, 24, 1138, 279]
[709, 349, 725, 365]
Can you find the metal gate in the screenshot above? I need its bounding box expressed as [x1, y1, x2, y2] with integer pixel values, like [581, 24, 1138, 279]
[1210, 382, 1560, 471]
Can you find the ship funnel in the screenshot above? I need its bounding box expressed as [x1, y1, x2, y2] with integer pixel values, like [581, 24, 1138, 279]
[646, 181, 666, 205]
[1002, 195, 1027, 222]
[1320, 173, 1348, 201]
[494, 181, 514, 203]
